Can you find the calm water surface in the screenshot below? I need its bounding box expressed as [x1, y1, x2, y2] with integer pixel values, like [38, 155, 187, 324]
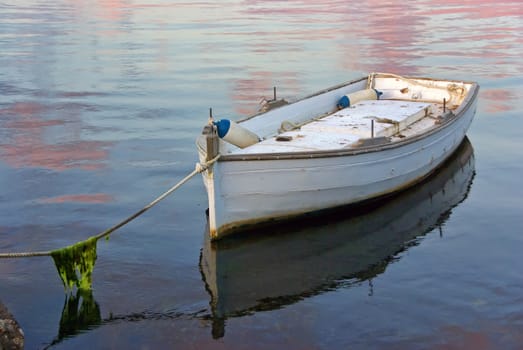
[1, 1, 522, 349]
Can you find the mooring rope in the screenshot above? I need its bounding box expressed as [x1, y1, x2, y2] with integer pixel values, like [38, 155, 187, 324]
[0, 155, 220, 259]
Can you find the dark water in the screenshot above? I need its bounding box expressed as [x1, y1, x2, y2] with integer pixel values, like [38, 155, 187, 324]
[1, 1, 522, 349]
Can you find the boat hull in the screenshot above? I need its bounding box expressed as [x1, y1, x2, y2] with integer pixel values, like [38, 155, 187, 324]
[200, 138, 476, 338]
[198, 75, 478, 239]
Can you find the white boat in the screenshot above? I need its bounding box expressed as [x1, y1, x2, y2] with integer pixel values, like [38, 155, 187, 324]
[196, 72, 479, 240]
[200, 138, 475, 338]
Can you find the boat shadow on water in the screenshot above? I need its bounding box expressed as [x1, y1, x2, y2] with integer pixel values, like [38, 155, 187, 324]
[199, 137, 476, 339]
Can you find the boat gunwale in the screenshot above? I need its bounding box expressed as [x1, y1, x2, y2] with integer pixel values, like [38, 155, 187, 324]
[217, 76, 479, 162]
[236, 76, 369, 124]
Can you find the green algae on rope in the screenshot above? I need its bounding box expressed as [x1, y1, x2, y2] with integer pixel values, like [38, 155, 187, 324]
[51, 237, 98, 292]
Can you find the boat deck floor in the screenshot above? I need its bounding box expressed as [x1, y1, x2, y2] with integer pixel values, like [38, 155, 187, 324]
[237, 99, 443, 154]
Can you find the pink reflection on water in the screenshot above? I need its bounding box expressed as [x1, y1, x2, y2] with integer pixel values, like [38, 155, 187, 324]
[230, 71, 285, 115]
[231, 71, 300, 115]
[416, 0, 522, 60]
[0, 101, 110, 171]
[431, 323, 523, 350]
[243, 0, 343, 15]
[3, 101, 49, 116]
[481, 89, 516, 114]
[1, 143, 109, 171]
[229, 0, 426, 108]
[424, 0, 522, 18]
[95, 0, 127, 21]
[231, 72, 274, 115]
[230, 0, 521, 111]
[38, 193, 113, 204]
[340, 1, 425, 75]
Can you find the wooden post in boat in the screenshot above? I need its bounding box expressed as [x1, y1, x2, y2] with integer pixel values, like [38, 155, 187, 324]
[371, 119, 375, 138]
[204, 108, 219, 162]
[206, 129, 219, 161]
[443, 98, 446, 113]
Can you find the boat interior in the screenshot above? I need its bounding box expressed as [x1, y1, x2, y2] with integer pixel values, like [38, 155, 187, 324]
[208, 73, 475, 155]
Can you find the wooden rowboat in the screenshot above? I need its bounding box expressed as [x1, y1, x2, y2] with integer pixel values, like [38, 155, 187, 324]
[200, 138, 475, 338]
[196, 72, 479, 240]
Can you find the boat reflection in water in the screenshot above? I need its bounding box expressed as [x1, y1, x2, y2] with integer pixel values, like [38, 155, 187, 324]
[200, 137, 475, 338]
